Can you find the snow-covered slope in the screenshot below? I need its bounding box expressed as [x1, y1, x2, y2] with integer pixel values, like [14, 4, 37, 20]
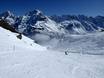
[0, 27, 104, 78]
[0, 27, 46, 52]
[60, 20, 87, 34]
[1, 49, 104, 78]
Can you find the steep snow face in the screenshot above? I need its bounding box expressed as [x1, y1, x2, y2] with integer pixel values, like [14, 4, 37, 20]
[0, 27, 46, 52]
[61, 20, 87, 34]
[35, 18, 60, 32]
[15, 10, 61, 35]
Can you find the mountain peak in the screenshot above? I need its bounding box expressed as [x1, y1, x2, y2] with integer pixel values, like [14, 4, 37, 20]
[26, 9, 43, 16]
[0, 10, 14, 18]
[5, 10, 11, 15]
[34, 9, 42, 14]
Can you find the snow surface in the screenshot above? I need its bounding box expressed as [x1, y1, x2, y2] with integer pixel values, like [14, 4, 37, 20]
[0, 27, 104, 78]
[61, 20, 87, 34]
[0, 27, 46, 52]
[35, 17, 60, 32]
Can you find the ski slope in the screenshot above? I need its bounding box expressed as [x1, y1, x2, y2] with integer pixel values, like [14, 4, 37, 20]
[0, 27, 104, 78]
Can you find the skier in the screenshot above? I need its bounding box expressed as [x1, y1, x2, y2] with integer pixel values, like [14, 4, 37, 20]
[17, 33, 22, 40]
[65, 49, 69, 55]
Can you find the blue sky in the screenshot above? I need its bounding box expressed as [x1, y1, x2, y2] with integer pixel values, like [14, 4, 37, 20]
[0, 0, 104, 16]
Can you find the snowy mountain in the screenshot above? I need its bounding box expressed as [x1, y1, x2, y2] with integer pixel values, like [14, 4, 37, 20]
[0, 10, 103, 35]
[0, 11, 16, 25]
[1, 9, 104, 45]
[1, 10, 104, 35]
[15, 10, 61, 34]
[50, 15, 104, 34]
[13, 10, 64, 43]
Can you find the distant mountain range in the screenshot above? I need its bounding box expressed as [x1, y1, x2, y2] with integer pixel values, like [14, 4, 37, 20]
[0, 9, 104, 44]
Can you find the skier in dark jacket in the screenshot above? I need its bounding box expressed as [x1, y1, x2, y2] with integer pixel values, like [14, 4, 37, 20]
[17, 33, 22, 40]
[65, 49, 69, 55]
